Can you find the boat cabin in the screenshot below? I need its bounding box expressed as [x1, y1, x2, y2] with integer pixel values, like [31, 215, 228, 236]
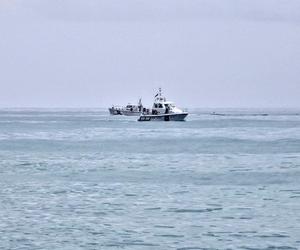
[125, 98, 143, 112]
[151, 88, 183, 115]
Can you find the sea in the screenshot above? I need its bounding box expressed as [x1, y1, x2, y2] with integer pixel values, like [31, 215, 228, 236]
[0, 108, 300, 250]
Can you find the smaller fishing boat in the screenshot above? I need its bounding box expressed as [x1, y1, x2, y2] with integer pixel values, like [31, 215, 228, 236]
[108, 105, 123, 115]
[138, 88, 188, 121]
[122, 99, 143, 116]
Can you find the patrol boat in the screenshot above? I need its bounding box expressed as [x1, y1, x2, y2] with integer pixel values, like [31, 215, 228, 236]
[138, 89, 188, 121]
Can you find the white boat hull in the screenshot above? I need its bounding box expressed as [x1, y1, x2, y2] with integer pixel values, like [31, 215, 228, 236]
[138, 113, 188, 121]
[122, 110, 142, 116]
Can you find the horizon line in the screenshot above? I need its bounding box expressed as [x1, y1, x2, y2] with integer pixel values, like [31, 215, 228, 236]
[0, 106, 300, 110]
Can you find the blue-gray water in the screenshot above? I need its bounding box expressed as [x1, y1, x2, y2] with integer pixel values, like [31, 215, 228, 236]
[1, 108, 300, 250]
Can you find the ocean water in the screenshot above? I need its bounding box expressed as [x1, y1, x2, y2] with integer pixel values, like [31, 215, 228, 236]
[0, 108, 300, 250]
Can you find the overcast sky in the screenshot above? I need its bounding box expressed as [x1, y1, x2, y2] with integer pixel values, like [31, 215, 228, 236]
[0, 0, 299, 108]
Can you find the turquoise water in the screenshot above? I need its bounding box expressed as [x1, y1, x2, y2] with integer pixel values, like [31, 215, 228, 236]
[0, 108, 300, 250]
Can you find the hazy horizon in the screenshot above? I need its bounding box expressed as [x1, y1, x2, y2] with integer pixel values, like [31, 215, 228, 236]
[1, 0, 299, 108]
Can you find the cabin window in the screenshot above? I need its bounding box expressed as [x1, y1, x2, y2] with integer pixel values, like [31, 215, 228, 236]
[159, 104, 163, 108]
[154, 104, 158, 108]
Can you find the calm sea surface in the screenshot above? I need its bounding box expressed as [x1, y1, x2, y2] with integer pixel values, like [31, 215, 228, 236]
[0, 108, 300, 250]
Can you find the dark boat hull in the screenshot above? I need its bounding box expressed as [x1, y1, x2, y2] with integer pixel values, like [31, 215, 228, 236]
[138, 113, 188, 121]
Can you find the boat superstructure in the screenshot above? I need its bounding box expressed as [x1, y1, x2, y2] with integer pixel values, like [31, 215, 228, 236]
[122, 99, 143, 116]
[138, 88, 188, 121]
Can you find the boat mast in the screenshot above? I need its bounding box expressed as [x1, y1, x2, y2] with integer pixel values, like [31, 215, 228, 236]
[154, 88, 166, 103]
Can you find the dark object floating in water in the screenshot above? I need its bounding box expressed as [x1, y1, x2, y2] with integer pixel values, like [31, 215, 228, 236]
[211, 112, 268, 116]
[171, 207, 222, 213]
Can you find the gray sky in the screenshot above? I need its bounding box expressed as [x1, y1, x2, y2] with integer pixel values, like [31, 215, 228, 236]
[0, 0, 300, 108]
